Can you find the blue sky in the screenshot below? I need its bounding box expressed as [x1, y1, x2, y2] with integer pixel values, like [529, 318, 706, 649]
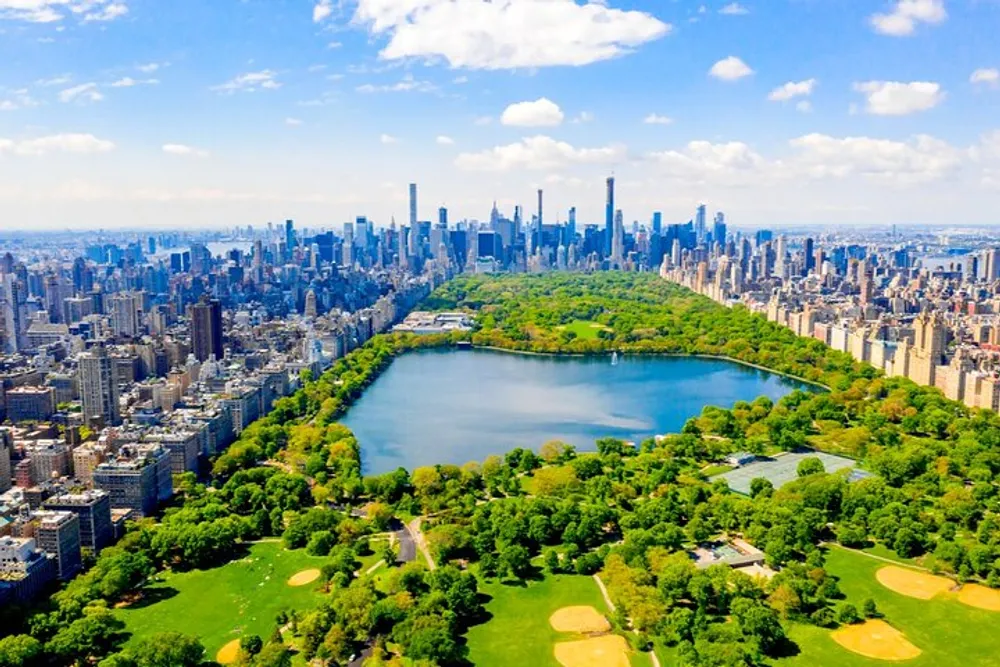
[0, 0, 998, 230]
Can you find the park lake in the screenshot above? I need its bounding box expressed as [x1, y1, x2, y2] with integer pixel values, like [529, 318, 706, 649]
[342, 348, 818, 474]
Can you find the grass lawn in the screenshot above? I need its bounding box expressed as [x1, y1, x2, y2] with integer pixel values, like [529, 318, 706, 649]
[702, 464, 734, 477]
[466, 573, 648, 667]
[558, 320, 610, 341]
[779, 545, 998, 667]
[117, 541, 327, 657]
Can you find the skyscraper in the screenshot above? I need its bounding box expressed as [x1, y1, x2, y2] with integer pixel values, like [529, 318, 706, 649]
[438, 206, 448, 227]
[2, 274, 24, 353]
[190, 297, 223, 362]
[804, 237, 815, 275]
[695, 204, 707, 243]
[612, 209, 625, 267]
[284, 219, 295, 253]
[79, 346, 120, 427]
[712, 212, 727, 247]
[652, 211, 662, 235]
[605, 176, 615, 257]
[408, 183, 419, 258]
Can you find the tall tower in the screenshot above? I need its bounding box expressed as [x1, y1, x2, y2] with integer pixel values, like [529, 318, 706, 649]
[605, 177, 615, 257]
[695, 204, 707, 244]
[612, 209, 625, 267]
[190, 298, 223, 362]
[79, 346, 120, 427]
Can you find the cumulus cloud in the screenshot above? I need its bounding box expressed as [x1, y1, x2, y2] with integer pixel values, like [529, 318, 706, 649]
[0, 89, 40, 111]
[971, 68, 999, 86]
[162, 144, 209, 158]
[719, 3, 749, 15]
[352, 0, 671, 69]
[313, 0, 333, 22]
[212, 70, 281, 93]
[767, 78, 816, 102]
[870, 0, 946, 37]
[500, 98, 564, 127]
[285, 117, 303, 126]
[59, 82, 103, 103]
[455, 135, 626, 171]
[436, 135, 454, 145]
[136, 62, 165, 73]
[788, 133, 962, 184]
[649, 140, 768, 185]
[83, 2, 127, 22]
[0, 133, 115, 156]
[709, 56, 753, 81]
[0, 0, 128, 24]
[853, 80, 944, 115]
[643, 113, 673, 125]
[380, 133, 398, 144]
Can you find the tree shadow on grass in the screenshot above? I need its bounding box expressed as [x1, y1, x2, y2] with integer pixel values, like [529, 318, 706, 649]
[119, 585, 180, 609]
[769, 637, 802, 659]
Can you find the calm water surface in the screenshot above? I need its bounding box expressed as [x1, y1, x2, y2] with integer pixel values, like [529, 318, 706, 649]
[343, 348, 815, 474]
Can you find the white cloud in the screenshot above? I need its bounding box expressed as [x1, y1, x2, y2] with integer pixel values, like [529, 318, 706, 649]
[971, 68, 999, 86]
[796, 100, 812, 113]
[36, 74, 72, 86]
[285, 117, 303, 126]
[0, 133, 114, 156]
[327, 41, 343, 49]
[709, 56, 753, 81]
[788, 133, 962, 184]
[313, 0, 333, 22]
[870, 0, 946, 37]
[500, 98, 564, 127]
[455, 135, 626, 171]
[572, 111, 594, 124]
[212, 70, 281, 93]
[136, 62, 164, 73]
[649, 140, 768, 185]
[853, 80, 944, 115]
[380, 133, 398, 144]
[0, 0, 127, 24]
[0, 89, 40, 111]
[719, 3, 748, 15]
[356, 74, 437, 93]
[162, 143, 209, 158]
[59, 82, 103, 103]
[436, 135, 454, 145]
[83, 2, 127, 22]
[767, 78, 816, 102]
[643, 113, 673, 125]
[110, 77, 158, 87]
[352, 0, 671, 70]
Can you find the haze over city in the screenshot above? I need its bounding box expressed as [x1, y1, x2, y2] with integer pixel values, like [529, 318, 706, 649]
[1, 0, 999, 229]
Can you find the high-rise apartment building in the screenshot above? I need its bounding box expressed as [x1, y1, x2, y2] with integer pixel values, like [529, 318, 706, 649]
[110, 291, 143, 338]
[33, 511, 82, 580]
[605, 177, 615, 257]
[190, 298, 223, 362]
[92, 444, 173, 517]
[79, 346, 121, 427]
[45, 490, 114, 552]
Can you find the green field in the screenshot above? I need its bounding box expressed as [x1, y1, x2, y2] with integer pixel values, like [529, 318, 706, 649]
[780, 546, 998, 667]
[466, 573, 650, 667]
[117, 541, 327, 656]
[558, 319, 610, 340]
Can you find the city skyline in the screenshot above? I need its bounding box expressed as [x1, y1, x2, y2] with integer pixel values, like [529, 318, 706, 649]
[1, 0, 999, 229]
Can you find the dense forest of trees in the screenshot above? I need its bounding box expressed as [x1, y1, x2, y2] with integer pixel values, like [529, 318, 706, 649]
[5, 273, 1000, 667]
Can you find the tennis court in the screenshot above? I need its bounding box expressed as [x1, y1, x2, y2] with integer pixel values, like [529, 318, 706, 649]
[714, 451, 858, 495]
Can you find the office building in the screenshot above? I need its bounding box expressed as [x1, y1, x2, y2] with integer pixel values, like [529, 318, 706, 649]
[0, 433, 11, 493]
[79, 346, 121, 427]
[191, 298, 224, 362]
[44, 490, 113, 552]
[4, 386, 56, 422]
[0, 536, 56, 604]
[110, 292, 143, 338]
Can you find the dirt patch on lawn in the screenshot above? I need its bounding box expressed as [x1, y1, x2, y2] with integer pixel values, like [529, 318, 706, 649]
[549, 606, 611, 634]
[287, 568, 321, 587]
[554, 634, 630, 667]
[958, 583, 1000, 611]
[831, 620, 921, 661]
[876, 566, 953, 600]
[216, 639, 241, 664]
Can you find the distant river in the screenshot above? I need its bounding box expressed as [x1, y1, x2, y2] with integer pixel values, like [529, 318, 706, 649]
[342, 348, 816, 474]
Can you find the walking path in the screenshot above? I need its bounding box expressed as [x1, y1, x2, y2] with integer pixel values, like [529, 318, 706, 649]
[407, 517, 437, 571]
[592, 574, 661, 667]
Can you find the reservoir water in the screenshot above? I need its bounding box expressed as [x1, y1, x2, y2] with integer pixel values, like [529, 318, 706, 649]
[343, 348, 816, 474]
